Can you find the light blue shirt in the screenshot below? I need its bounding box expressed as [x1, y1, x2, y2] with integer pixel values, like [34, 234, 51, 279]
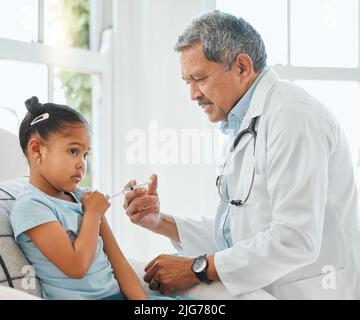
[215, 68, 267, 250]
[10, 182, 121, 300]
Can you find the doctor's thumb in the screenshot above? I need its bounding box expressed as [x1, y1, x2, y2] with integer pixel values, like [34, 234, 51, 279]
[148, 174, 158, 195]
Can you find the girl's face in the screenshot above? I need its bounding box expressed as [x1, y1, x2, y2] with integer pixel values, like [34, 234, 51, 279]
[35, 125, 91, 194]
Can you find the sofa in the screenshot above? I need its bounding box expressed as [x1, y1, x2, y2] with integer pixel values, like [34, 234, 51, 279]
[0, 128, 43, 299]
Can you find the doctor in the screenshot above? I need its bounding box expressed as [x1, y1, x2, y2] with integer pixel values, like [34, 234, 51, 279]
[123, 11, 360, 299]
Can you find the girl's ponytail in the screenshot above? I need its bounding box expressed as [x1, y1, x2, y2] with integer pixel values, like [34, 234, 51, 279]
[24, 96, 44, 116]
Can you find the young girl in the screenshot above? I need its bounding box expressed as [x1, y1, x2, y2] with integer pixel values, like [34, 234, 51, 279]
[10, 96, 149, 300]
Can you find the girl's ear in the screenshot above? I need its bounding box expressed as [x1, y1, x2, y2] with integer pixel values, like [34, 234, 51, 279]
[28, 137, 42, 164]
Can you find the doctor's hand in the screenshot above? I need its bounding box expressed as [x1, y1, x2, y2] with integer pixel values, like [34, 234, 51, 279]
[143, 254, 199, 295]
[123, 174, 162, 230]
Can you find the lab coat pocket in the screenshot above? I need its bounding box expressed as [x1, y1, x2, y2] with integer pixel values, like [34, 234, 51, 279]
[245, 173, 271, 235]
[246, 172, 267, 206]
[230, 171, 270, 242]
[278, 269, 353, 300]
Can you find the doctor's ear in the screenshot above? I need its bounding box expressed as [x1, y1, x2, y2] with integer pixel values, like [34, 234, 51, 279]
[234, 53, 254, 79]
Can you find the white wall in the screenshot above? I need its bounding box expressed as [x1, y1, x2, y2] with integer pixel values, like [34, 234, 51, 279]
[108, 0, 220, 261]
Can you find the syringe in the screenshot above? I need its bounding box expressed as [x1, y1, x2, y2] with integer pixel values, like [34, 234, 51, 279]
[108, 179, 152, 199]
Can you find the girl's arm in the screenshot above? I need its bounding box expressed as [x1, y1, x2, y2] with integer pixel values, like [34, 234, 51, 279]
[25, 191, 109, 279]
[26, 213, 100, 278]
[99, 217, 147, 300]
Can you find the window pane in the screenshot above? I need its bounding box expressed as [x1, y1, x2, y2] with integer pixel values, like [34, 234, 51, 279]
[0, 0, 38, 42]
[291, 0, 359, 67]
[44, 0, 90, 49]
[217, 0, 287, 65]
[0, 106, 19, 135]
[295, 81, 360, 182]
[53, 68, 93, 187]
[0, 59, 47, 135]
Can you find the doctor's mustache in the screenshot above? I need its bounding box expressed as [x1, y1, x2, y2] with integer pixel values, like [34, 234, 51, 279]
[197, 97, 214, 106]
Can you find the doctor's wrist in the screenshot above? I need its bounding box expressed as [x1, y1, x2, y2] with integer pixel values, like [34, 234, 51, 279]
[206, 255, 220, 282]
[151, 212, 180, 242]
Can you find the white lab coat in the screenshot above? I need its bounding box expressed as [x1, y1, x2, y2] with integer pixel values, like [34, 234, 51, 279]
[171, 68, 360, 299]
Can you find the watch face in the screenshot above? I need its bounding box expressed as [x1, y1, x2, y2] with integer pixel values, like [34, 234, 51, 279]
[193, 257, 207, 273]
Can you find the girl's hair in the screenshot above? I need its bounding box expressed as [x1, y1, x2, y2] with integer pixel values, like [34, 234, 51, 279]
[19, 96, 89, 156]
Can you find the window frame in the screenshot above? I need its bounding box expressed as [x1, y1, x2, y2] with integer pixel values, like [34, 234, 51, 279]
[0, 0, 114, 197]
[271, 0, 360, 81]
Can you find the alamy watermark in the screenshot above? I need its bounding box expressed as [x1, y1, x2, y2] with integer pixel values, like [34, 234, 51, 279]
[321, 265, 336, 290]
[125, 121, 237, 170]
[21, 265, 37, 290]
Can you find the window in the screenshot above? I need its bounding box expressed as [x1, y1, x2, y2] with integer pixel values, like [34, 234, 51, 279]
[217, 0, 360, 182]
[0, 0, 111, 188]
[0, 59, 48, 133]
[44, 0, 90, 49]
[0, 0, 38, 42]
[217, 0, 287, 65]
[291, 0, 358, 67]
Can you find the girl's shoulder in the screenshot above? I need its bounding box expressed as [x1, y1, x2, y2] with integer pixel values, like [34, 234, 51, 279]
[10, 184, 59, 241]
[11, 183, 56, 217]
[15, 183, 54, 206]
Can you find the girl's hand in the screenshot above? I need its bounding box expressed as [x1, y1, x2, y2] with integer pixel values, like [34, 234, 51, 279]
[82, 191, 110, 217]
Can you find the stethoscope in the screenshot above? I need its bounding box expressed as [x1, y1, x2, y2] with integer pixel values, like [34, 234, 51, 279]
[216, 116, 259, 206]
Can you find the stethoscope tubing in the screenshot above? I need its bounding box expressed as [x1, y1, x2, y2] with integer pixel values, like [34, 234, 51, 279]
[216, 116, 259, 206]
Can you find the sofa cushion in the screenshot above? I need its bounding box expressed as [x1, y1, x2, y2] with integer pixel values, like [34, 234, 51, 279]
[0, 177, 42, 297]
[0, 128, 28, 182]
[0, 285, 42, 300]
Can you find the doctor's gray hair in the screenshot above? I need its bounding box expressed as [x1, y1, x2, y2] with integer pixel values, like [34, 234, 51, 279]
[174, 10, 267, 72]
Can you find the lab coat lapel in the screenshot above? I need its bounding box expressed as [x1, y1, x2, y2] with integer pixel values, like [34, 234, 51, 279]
[232, 129, 253, 153]
[233, 68, 279, 154]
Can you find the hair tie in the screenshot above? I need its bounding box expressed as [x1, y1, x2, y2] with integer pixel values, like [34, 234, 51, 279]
[25, 96, 43, 115]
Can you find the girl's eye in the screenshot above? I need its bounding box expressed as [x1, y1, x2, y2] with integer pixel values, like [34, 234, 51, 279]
[83, 152, 89, 161]
[69, 149, 78, 156]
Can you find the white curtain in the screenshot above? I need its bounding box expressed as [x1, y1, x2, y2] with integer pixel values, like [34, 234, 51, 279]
[108, 0, 220, 261]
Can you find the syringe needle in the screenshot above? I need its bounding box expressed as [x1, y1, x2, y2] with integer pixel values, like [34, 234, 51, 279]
[108, 179, 152, 200]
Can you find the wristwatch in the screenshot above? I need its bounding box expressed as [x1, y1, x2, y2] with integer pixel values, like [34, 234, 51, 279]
[191, 254, 212, 284]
